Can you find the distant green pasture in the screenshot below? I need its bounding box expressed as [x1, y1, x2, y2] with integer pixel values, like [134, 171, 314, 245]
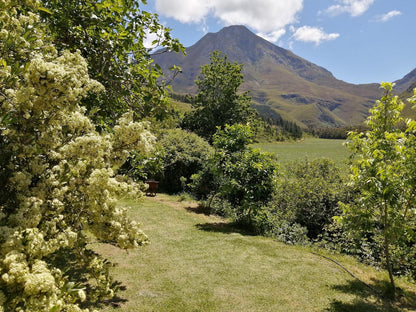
[253, 138, 350, 167]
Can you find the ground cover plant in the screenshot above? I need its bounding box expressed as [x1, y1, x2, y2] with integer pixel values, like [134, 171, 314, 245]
[97, 195, 416, 312]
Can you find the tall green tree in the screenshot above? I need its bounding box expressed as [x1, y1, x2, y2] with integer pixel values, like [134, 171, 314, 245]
[40, 0, 183, 125]
[339, 82, 416, 297]
[182, 51, 256, 140]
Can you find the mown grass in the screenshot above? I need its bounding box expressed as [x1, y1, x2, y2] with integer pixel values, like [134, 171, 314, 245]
[253, 138, 350, 167]
[96, 194, 416, 312]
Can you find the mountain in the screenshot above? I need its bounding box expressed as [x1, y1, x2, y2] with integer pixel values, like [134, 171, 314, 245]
[395, 68, 416, 93]
[153, 25, 402, 128]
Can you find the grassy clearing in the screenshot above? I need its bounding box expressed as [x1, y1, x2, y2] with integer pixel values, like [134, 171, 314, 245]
[253, 138, 350, 167]
[96, 195, 416, 312]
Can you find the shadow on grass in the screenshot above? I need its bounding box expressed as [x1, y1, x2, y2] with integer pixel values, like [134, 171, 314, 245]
[195, 221, 256, 236]
[81, 281, 128, 310]
[185, 204, 212, 215]
[324, 278, 416, 312]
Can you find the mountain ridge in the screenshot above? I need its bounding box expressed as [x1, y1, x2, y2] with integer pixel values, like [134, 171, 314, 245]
[153, 25, 415, 127]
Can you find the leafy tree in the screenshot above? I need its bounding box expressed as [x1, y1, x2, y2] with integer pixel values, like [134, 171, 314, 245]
[182, 51, 256, 140]
[191, 124, 278, 226]
[40, 0, 183, 125]
[339, 82, 416, 297]
[0, 1, 153, 310]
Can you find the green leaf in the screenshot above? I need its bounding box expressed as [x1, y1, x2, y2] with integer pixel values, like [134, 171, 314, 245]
[39, 7, 53, 14]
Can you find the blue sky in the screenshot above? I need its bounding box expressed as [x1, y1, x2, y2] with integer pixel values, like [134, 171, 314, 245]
[144, 0, 415, 85]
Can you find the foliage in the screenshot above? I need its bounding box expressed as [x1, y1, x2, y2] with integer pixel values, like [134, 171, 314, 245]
[252, 209, 309, 245]
[191, 124, 278, 226]
[121, 128, 212, 194]
[158, 129, 213, 193]
[307, 125, 370, 140]
[40, 0, 184, 125]
[339, 82, 416, 296]
[181, 51, 256, 140]
[119, 144, 165, 182]
[269, 159, 347, 239]
[0, 1, 154, 310]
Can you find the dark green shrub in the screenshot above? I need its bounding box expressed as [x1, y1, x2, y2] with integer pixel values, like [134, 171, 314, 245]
[158, 128, 213, 193]
[271, 158, 348, 239]
[253, 208, 309, 245]
[190, 124, 279, 225]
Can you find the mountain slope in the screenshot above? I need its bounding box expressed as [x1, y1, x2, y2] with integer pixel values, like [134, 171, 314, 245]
[395, 68, 416, 93]
[153, 25, 383, 127]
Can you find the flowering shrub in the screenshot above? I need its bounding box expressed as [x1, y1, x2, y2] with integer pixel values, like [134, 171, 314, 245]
[0, 1, 154, 310]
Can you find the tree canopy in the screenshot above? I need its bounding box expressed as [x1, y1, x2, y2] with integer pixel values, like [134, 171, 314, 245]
[182, 51, 256, 140]
[40, 0, 183, 125]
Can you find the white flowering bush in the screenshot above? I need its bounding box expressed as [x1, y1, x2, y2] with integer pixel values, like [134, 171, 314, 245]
[0, 1, 153, 310]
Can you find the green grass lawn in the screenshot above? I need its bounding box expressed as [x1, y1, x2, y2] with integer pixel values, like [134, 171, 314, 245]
[96, 195, 416, 312]
[253, 138, 350, 167]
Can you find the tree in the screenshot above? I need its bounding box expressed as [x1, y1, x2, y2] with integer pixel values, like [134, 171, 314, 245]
[182, 51, 256, 140]
[0, 1, 154, 310]
[40, 0, 183, 125]
[339, 82, 416, 297]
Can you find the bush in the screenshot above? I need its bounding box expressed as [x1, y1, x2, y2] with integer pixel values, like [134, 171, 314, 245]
[253, 208, 309, 245]
[190, 124, 279, 226]
[270, 158, 348, 239]
[158, 129, 213, 193]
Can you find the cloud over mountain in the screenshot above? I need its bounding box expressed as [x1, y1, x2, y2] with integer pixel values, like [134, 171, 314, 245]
[155, 0, 303, 41]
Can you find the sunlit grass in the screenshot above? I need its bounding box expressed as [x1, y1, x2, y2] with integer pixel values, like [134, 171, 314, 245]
[96, 194, 416, 312]
[253, 138, 350, 168]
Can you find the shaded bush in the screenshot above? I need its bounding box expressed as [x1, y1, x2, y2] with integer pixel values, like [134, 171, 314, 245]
[158, 128, 213, 193]
[270, 158, 349, 239]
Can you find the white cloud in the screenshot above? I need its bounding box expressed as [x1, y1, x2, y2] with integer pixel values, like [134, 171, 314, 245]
[143, 26, 166, 50]
[155, 0, 211, 23]
[375, 10, 402, 22]
[155, 0, 303, 41]
[325, 0, 375, 17]
[257, 29, 286, 42]
[292, 26, 339, 45]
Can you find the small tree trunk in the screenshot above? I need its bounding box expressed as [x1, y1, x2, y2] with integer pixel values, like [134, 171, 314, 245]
[383, 202, 396, 298]
[384, 236, 396, 298]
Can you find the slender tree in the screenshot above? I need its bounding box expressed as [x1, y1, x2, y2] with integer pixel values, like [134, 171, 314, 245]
[339, 82, 416, 297]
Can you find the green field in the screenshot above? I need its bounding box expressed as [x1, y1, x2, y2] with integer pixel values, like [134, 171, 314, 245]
[253, 138, 350, 167]
[97, 195, 416, 312]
